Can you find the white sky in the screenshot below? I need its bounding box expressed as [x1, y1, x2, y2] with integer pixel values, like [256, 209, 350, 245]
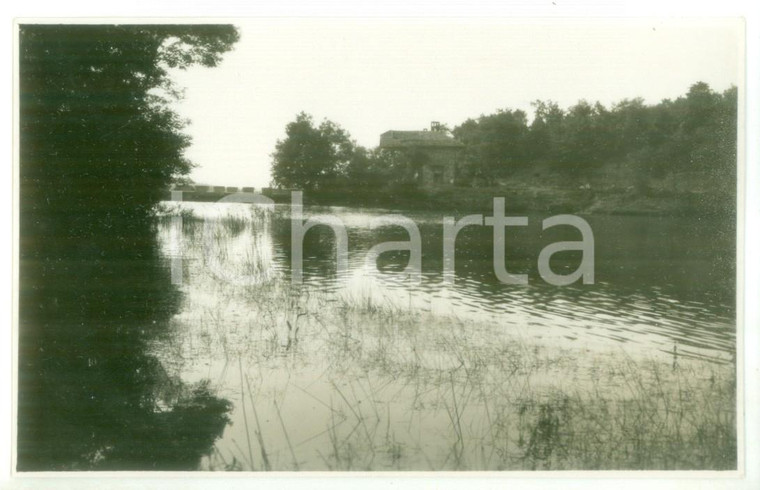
[168, 18, 742, 188]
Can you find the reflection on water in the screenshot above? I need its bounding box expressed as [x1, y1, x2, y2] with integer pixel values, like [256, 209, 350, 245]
[147, 201, 735, 470]
[17, 229, 233, 470]
[162, 202, 734, 362]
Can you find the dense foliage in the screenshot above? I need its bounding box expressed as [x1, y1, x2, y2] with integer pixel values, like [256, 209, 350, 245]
[270, 112, 355, 190]
[453, 82, 737, 185]
[18, 24, 239, 470]
[270, 82, 737, 193]
[20, 24, 239, 251]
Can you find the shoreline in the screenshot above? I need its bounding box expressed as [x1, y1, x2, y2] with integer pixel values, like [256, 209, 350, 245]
[163, 184, 735, 219]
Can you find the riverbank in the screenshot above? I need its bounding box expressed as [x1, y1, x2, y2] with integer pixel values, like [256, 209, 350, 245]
[295, 184, 734, 219]
[164, 174, 734, 219]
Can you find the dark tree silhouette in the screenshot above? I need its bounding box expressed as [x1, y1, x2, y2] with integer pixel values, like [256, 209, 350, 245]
[20, 25, 239, 252]
[18, 24, 239, 470]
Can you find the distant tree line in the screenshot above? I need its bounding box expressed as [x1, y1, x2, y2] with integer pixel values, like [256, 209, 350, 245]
[455, 81, 737, 187]
[270, 82, 737, 191]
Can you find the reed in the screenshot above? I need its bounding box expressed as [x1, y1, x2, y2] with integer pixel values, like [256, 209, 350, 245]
[155, 202, 736, 471]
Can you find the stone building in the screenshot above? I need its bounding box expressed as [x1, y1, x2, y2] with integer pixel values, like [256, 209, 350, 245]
[378, 122, 464, 187]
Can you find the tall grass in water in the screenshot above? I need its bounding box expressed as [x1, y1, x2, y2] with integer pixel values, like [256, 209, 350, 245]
[207, 282, 735, 471]
[155, 203, 736, 471]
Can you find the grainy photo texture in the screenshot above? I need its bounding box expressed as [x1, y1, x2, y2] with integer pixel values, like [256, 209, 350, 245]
[16, 20, 740, 471]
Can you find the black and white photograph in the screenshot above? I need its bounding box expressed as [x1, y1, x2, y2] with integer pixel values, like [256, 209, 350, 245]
[9, 12, 755, 485]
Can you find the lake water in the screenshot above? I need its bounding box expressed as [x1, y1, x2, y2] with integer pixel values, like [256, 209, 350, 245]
[146, 200, 735, 470]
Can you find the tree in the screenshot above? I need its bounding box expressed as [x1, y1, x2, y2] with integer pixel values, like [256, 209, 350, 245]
[270, 112, 356, 190]
[554, 100, 613, 175]
[343, 145, 386, 189]
[527, 100, 565, 165]
[18, 24, 239, 470]
[453, 109, 529, 184]
[371, 147, 429, 188]
[20, 25, 239, 254]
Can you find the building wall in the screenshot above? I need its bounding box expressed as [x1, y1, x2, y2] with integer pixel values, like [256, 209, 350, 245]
[420, 147, 461, 187]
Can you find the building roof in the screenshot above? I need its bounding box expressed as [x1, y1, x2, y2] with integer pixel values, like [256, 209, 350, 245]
[379, 130, 464, 149]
